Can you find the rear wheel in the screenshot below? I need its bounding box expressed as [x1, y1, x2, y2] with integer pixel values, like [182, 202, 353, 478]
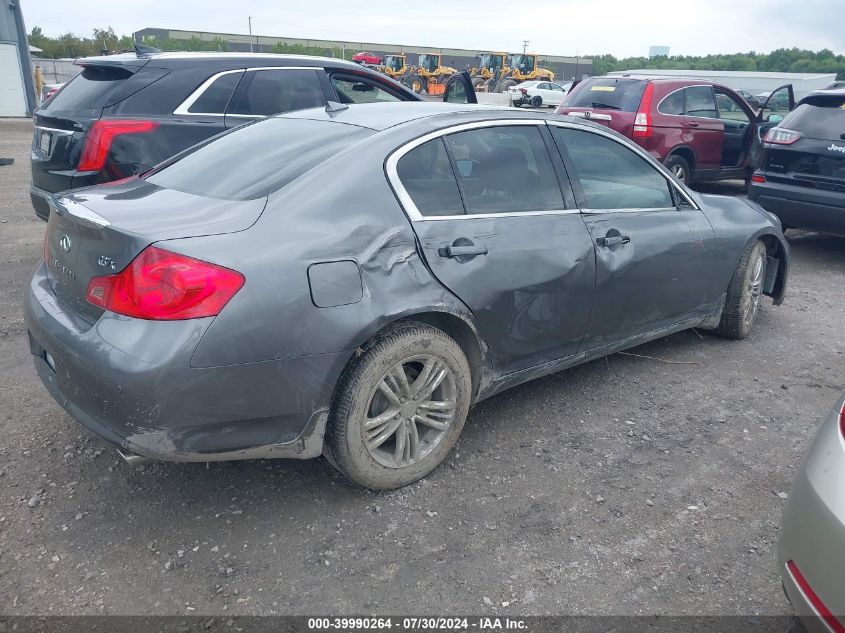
[664, 154, 691, 186]
[717, 240, 767, 339]
[530, 95, 542, 108]
[472, 76, 486, 90]
[498, 79, 518, 93]
[325, 322, 472, 490]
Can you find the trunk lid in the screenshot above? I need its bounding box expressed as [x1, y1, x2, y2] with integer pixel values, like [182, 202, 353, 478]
[44, 178, 266, 324]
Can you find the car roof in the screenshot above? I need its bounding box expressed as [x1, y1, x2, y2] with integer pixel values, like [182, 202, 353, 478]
[76, 51, 363, 70]
[279, 101, 611, 133]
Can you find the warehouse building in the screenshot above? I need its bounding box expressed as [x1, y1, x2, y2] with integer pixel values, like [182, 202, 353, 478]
[0, 0, 37, 116]
[135, 27, 593, 81]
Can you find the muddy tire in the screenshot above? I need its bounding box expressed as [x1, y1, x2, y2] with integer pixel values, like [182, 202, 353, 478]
[472, 76, 486, 90]
[717, 240, 767, 340]
[409, 74, 426, 94]
[498, 79, 518, 93]
[325, 322, 472, 490]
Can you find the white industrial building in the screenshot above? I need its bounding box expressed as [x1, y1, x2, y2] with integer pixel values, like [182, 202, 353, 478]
[607, 69, 837, 100]
[0, 0, 36, 116]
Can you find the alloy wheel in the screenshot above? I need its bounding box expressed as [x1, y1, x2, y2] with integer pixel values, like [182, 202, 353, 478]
[743, 253, 765, 327]
[361, 355, 457, 469]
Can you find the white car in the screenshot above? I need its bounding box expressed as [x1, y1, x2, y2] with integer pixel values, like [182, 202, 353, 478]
[509, 80, 571, 108]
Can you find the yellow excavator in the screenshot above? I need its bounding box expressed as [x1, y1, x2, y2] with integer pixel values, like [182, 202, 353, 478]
[490, 53, 555, 92]
[470, 52, 509, 91]
[403, 53, 458, 95]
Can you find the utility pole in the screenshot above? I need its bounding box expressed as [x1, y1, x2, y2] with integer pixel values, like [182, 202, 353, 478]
[248, 16, 254, 52]
[522, 40, 529, 54]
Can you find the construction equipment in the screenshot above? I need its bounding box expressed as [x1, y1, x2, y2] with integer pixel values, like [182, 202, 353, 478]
[470, 52, 508, 91]
[378, 54, 408, 81]
[491, 53, 555, 92]
[403, 54, 457, 95]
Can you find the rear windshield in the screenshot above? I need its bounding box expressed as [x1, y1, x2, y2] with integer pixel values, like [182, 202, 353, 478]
[563, 77, 647, 112]
[783, 96, 845, 140]
[43, 65, 132, 111]
[146, 117, 373, 200]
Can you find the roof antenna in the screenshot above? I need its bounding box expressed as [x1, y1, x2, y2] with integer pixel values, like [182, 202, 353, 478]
[325, 101, 349, 115]
[134, 43, 161, 57]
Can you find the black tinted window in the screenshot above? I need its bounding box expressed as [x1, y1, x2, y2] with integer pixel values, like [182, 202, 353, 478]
[444, 126, 563, 214]
[44, 66, 131, 111]
[146, 118, 372, 200]
[658, 89, 684, 115]
[189, 71, 242, 113]
[229, 69, 324, 116]
[553, 127, 673, 209]
[684, 86, 718, 118]
[396, 139, 464, 217]
[783, 97, 845, 140]
[563, 78, 647, 112]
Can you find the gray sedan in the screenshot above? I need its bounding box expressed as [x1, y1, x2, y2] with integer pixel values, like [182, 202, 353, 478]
[25, 102, 789, 489]
[779, 392, 845, 632]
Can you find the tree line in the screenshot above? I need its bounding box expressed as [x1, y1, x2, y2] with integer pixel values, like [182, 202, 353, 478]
[27, 27, 844, 79]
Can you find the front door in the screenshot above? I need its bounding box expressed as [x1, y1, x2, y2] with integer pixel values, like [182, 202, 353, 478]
[388, 121, 594, 373]
[550, 123, 715, 350]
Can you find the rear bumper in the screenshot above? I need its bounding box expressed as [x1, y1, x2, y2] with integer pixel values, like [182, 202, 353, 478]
[779, 395, 845, 627]
[24, 260, 340, 462]
[749, 179, 845, 235]
[30, 184, 52, 221]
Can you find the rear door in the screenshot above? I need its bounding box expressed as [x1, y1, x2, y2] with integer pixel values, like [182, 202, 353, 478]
[681, 86, 724, 173]
[387, 120, 595, 373]
[550, 123, 715, 350]
[224, 68, 327, 127]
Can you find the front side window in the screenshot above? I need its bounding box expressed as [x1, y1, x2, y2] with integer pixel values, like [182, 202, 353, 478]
[189, 71, 243, 114]
[715, 90, 751, 123]
[228, 69, 324, 117]
[684, 86, 719, 119]
[396, 138, 465, 217]
[553, 127, 674, 210]
[444, 126, 564, 214]
[331, 76, 401, 104]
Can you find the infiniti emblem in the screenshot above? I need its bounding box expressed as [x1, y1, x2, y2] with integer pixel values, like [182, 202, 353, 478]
[59, 235, 72, 253]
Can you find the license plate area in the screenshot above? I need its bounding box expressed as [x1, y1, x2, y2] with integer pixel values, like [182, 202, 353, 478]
[39, 130, 52, 156]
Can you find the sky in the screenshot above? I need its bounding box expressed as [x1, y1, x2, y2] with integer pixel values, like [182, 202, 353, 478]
[22, 0, 845, 58]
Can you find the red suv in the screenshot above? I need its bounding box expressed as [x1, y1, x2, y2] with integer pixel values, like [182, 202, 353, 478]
[556, 76, 794, 188]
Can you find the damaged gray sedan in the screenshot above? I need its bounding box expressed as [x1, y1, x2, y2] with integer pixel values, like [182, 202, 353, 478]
[25, 102, 789, 489]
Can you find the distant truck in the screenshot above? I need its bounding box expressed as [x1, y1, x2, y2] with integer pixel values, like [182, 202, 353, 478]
[352, 51, 382, 65]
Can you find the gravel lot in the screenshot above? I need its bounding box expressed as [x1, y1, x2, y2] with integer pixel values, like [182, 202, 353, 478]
[0, 118, 843, 617]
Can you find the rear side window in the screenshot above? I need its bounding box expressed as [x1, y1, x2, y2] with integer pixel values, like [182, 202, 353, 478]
[146, 118, 372, 200]
[658, 89, 684, 115]
[444, 126, 564, 214]
[396, 139, 464, 217]
[44, 65, 132, 111]
[553, 127, 674, 210]
[782, 97, 845, 140]
[684, 86, 718, 119]
[564, 78, 647, 112]
[189, 71, 243, 114]
[229, 69, 325, 116]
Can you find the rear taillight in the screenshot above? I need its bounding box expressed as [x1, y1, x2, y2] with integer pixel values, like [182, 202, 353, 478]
[633, 82, 654, 138]
[839, 401, 845, 441]
[751, 174, 766, 184]
[520, 88, 528, 94]
[77, 120, 159, 172]
[787, 561, 845, 633]
[86, 245, 244, 320]
[763, 127, 802, 145]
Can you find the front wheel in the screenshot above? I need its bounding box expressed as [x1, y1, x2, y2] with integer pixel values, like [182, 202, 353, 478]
[325, 322, 472, 490]
[717, 240, 767, 339]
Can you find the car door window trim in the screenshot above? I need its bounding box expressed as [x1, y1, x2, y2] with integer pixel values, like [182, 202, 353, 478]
[173, 67, 322, 116]
[386, 119, 579, 221]
[545, 119, 700, 211]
